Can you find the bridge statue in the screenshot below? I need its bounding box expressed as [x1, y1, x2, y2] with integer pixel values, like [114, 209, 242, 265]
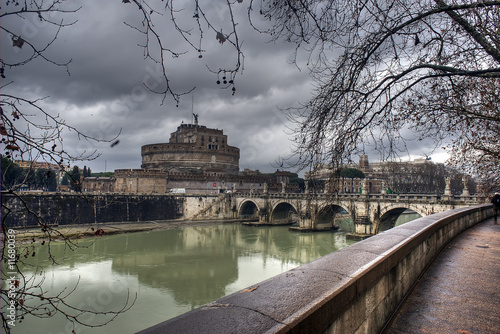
[362, 179, 368, 195]
[380, 180, 387, 194]
[462, 176, 470, 196]
[444, 177, 452, 196]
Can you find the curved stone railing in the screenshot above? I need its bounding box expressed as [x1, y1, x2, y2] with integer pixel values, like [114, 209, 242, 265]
[138, 204, 494, 334]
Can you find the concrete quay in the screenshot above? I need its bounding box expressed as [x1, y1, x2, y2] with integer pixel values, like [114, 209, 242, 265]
[383, 217, 500, 334]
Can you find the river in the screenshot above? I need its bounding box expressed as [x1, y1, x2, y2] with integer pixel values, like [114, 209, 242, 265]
[5, 214, 420, 333]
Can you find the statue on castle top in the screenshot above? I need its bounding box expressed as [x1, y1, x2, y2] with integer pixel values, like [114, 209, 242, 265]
[192, 113, 199, 125]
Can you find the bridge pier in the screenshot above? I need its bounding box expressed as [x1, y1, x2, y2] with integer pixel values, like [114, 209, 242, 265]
[289, 214, 317, 232]
[351, 216, 374, 238]
[258, 208, 269, 224]
[349, 197, 376, 238]
[300, 215, 314, 229]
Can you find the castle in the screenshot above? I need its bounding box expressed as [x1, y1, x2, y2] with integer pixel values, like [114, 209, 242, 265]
[82, 119, 296, 194]
[141, 120, 240, 175]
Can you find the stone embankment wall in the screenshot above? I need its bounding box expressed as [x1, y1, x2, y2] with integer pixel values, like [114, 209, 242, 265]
[183, 194, 237, 220]
[139, 204, 494, 334]
[2, 193, 184, 228]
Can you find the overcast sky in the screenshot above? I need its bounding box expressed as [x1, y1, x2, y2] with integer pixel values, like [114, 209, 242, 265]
[1, 0, 449, 174]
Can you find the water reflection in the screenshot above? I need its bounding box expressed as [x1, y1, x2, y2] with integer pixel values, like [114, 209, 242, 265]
[9, 223, 357, 333]
[395, 212, 422, 227]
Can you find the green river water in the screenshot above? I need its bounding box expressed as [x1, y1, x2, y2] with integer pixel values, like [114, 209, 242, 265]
[4, 213, 420, 333]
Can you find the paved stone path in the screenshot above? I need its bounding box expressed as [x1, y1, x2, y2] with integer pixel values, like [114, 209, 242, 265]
[384, 217, 500, 334]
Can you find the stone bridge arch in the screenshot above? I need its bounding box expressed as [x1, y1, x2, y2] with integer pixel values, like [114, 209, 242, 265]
[375, 204, 426, 233]
[270, 201, 299, 225]
[316, 204, 353, 231]
[238, 199, 260, 219]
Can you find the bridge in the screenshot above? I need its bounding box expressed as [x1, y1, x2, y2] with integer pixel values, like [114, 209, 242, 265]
[186, 192, 484, 237]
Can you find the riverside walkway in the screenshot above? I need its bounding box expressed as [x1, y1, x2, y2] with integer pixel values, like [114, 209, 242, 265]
[384, 217, 500, 334]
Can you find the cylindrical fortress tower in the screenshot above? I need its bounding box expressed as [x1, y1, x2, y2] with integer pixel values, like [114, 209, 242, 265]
[141, 123, 240, 174]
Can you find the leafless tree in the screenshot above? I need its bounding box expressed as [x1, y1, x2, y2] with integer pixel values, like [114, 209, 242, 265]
[122, 0, 245, 103]
[382, 160, 462, 194]
[247, 0, 499, 187]
[405, 76, 500, 191]
[1, 2, 130, 333]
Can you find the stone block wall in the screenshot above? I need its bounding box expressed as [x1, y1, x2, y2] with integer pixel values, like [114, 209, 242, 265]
[2, 193, 184, 228]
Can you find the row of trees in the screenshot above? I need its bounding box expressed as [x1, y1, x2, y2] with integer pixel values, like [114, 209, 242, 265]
[60, 165, 92, 191]
[382, 162, 476, 195]
[1, 157, 57, 191]
[1, 157, 93, 192]
[310, 162, 477, 195]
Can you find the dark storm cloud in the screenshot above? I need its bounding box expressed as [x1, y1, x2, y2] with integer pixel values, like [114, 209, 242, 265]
[1, 0, 448, 173]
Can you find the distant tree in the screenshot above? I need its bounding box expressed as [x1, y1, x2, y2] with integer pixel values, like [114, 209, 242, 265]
[307, 178, 325, 194]
[70, 166, 81, 191]
[60, 174, 70, 186]
[288, 173, 305, 192]
[0, 157, 24, 190]
[22, 168, 36, 190]
[339, 168, 365, 193]
[34, 169, 57, 192]
[83, 166, 88, 178]
[339, 168, 365, 180]
[47, 170, 57, 191]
